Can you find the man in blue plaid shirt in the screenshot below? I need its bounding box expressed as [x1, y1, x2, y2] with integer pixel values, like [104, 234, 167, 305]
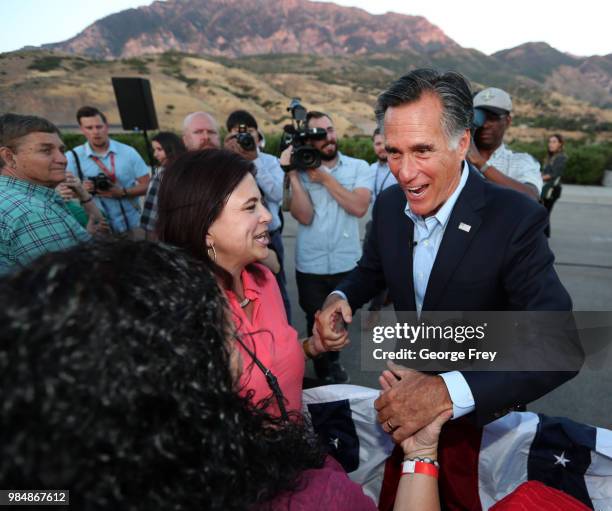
[0, 114, 90, 275]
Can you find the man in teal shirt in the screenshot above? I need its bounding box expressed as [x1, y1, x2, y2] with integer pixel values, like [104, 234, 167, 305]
[0, 113, 90, 274]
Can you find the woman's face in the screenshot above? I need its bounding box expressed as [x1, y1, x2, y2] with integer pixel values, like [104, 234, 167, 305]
[152, 141, 167, 166]
[548, 136, 562, 154]
[207, 173, 272, 272]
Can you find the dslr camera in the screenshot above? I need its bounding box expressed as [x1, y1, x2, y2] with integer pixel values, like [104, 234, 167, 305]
[280, 98, 327, 171]
[90, 172, 113, 192]
[236, 124, 256, 152]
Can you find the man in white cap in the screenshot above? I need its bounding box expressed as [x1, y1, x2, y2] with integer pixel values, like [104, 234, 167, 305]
[468, 87, 542, 200]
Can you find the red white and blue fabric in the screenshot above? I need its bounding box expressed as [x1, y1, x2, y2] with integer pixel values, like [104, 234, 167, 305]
[302, 385, 612, 510]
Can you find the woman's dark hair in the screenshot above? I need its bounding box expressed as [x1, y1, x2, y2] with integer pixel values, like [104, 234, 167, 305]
[0, 241, 323, 510]
[547, 133, 565, 158]
[156, 148, 265, 289]
[151, 131, 186, 165]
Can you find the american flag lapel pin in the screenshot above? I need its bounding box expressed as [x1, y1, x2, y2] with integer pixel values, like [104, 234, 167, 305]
[458, 222, 471, 233]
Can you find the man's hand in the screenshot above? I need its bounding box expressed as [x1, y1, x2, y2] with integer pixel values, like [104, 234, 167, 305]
[466, 140, 487, 170]
[82, 180, 95, 193]
[86, 215, 110, 236]
[315, 293, 352, 350]
[306, 166, 330, 185]
[56, 183, 76, 201]
[279, 145, 293, 167]
[223, 134, 258, 161]
[96, 183, 127, 199]
[375, 361, 453, 443]
[63, 173, 90, 201]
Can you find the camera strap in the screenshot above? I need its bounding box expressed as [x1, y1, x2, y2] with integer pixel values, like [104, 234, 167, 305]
[90, 153, 117, 183]
[69, 149, 84, 182]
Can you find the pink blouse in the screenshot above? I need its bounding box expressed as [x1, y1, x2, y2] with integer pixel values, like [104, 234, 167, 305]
[226, 264, 305, 416]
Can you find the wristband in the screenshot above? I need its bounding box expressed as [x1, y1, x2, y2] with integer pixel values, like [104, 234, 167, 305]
[80, 196, 93, 204]
[402, 458, 439, 479]
[280, 164, 295, 173]
[479, 162, 490, 174]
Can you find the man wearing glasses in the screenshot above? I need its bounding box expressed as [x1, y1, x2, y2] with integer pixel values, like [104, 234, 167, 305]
[468, 87, 542, 200]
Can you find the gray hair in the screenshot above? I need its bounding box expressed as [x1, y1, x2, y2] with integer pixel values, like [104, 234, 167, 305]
[182, 111, 218, 133]
[0, 113, 61, 169]
[375, 69, 473, 149]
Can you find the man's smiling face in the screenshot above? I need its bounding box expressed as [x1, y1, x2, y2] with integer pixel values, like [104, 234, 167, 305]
[384, 93, 469, 217]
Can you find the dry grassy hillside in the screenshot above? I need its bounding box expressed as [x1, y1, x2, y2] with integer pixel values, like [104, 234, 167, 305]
[1, 50, 610, 143]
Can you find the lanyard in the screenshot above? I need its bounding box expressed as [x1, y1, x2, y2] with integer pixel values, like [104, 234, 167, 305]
[375, 164, 391, 198]
[90, 153, 116, 183]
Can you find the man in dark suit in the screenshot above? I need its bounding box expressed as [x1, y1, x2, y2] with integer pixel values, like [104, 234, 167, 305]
[316, 69, 581, 443]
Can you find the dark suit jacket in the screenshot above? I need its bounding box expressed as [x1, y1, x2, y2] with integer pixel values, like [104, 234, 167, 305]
[338, 165, 581, 424]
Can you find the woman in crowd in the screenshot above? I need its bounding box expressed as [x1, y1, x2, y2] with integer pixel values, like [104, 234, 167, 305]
[156, 149, 347, 417]
[0, 240, 447, 510]
[540, 133, 567, 237]
[140, 131, 186, 239]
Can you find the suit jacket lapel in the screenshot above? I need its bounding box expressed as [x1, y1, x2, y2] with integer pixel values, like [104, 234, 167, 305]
[423, 168, 485, 311]
[393, 201, 416, 311]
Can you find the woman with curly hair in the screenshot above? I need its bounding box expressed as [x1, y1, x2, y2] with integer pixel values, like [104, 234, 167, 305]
[0, 240, 381, 509]
[156, 149, 348, 418]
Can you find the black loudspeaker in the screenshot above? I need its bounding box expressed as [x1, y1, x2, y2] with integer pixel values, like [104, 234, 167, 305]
[111, 77, 159, 131]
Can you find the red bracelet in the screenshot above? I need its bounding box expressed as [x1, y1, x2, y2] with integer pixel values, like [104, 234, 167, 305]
[401, 459, 439, 479]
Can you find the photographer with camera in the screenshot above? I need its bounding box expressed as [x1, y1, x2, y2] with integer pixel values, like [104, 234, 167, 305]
[282, 105, 375, 384]
[467, 88, 542, 200]
[224, 110, 291, 321]
[66, 106, 150, 237]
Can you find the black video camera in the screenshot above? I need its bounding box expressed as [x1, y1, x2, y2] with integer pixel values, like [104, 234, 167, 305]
[236, 124, 256, 152]
[90, 172, 113, 192]
[280, 98, 327, 171]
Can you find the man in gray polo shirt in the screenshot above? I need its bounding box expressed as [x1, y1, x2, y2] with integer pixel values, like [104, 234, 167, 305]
[468, 87, 542, 200]
[284, 111, 375, 383]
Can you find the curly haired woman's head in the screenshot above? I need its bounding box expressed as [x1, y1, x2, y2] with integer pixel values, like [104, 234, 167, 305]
[0, 241, 322, 510]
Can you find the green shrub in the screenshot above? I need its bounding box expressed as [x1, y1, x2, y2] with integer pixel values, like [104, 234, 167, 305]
[28, 56, 63, 72]
[61, 133, 154, 164]
[564, 145, 609, 184]
[62, 129, 610, 185]
[263, 133, 376, 163]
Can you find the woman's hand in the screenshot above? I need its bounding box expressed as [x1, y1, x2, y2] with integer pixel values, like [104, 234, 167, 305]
[306, 316, 350, 358]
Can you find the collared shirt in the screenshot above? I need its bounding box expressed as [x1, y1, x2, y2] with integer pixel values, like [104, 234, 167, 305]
[254, 150, 284, 232]
[487, 143, 542, 194]
[405, 162, 469, 316]
[0, 176, 91, 275]
[140, 168, 163, 232]
[226, 265, 305, 416]
[67, 139, 150, 233]
[296, 152, 375, 274]
[403, 161, 475, 419]
[371, 160, 397, 200]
